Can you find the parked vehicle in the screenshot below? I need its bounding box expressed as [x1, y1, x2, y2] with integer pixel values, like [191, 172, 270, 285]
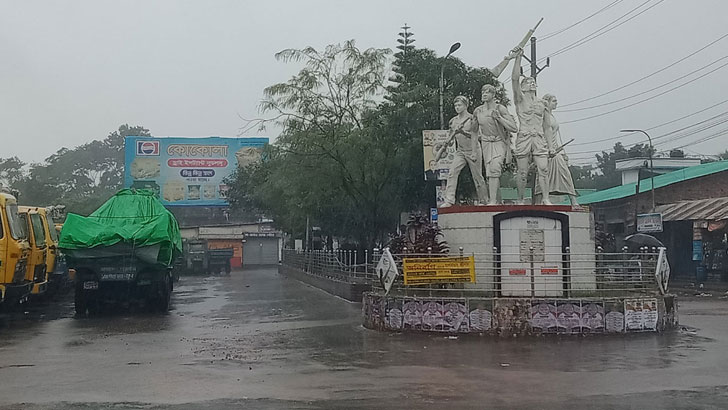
[59, 189, 182, 314]
[181, 239, 233, 275]
[0, 191, 32, 305]
[18, 206, 49, 296]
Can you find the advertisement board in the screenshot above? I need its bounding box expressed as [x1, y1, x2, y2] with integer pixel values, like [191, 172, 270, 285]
[402, 256, 475, 285]
[637, 213, 663, 233]
[422, 130, 455, 181]
[124, 136, 268, 206]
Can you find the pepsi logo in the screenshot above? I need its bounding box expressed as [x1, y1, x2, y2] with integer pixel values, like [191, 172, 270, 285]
[136, 141, 160, 156]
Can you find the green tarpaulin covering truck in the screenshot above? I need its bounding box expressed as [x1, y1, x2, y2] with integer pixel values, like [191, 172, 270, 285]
[59, 189, 182, 314]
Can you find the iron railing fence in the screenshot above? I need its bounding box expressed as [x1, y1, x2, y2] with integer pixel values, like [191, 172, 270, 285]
[280, 249, 374, 284]
[366, 247, 664, 298]
[281, 247, 666, 298]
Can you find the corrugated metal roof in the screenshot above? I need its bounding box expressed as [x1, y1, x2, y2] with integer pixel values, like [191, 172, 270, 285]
[579, 160, 728, 204]
[656, 197, 728, 221]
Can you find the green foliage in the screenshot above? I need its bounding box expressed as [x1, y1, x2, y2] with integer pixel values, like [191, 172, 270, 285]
[594, 142, 654, 190]
[0, 157, 26, 189]
[8, 124, 151, 215]
[387, 212, 448, 254]
[228, 32, 511, 248]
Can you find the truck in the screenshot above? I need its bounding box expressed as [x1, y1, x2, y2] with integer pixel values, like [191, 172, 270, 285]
[181, 239, 233, 275]
[0, 191, 32, 306]
[59, 189, 182, 314]
[18, 206, 49, 296]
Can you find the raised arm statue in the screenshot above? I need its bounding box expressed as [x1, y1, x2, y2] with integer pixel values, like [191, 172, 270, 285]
[512, 48, 553, 205]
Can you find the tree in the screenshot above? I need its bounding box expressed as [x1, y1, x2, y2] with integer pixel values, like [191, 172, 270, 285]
[231, 31, 516, 248]
[229, 41, 399, 248]
[594, 142, 654, 189]
[14, 124, 151, 214]
[0, 156, 26, 189]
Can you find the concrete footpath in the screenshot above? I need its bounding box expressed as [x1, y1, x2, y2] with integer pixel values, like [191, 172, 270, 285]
[0, 267, 727, 409]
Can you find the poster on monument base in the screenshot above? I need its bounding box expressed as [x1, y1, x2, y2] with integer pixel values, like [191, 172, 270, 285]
[642, 298, 658, 331]
[624, 298, 645, 331]
[442, 301, 469, 333]
[580, 301, 605, 333]
[556, 301, 581, 334]
[605, 300, 625, 333]
[402, 299, 423, 330]
[370, 295, 384, 330]
[421, 300, 444, 332]
[385, 298, 403, 331]
[530, 300, 557, 333]
[468, 299, 493, 332]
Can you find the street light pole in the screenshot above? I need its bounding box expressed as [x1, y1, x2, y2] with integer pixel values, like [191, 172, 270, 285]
[439, 42, 461, 129]
[621, 129, 655, 212]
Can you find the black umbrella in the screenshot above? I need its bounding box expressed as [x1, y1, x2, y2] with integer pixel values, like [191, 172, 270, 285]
[624, 233, 664, 249]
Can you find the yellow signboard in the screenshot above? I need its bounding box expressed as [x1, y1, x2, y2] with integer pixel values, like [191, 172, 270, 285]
[402, 256, 476, 285]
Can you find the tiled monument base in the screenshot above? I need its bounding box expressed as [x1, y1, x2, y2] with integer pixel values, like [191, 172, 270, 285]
[361, 293, 678, 336]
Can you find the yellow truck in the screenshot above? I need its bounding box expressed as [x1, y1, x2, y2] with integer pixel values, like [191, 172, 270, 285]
[18, 206, 49, 296]
[0, 191, 32, 305]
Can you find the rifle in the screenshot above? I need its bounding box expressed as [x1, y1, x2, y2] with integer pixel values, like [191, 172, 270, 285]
[549, 138, 575, 158]
[514, 18, 544, 52]
[434, 116, 473, 162]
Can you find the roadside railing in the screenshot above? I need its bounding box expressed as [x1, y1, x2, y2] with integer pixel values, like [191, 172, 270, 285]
[281, 249, 374, 284]
[281, 246, 668, 298]
[366, 246, 665, 298]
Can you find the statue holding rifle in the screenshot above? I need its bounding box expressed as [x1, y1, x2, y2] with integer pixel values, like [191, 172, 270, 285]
[438, 96, 488, 207]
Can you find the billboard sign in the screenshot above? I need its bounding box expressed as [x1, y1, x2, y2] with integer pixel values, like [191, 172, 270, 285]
[402, 256, 475, 285]
[637, 213, 663, 233]
[124, 136, 268, 206]
[422, 130, 455, 181]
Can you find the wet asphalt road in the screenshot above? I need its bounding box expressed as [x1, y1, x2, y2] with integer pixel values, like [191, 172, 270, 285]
[1, 267, 728, 409]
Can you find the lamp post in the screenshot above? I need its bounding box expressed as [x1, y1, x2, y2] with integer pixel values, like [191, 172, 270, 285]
[621, 129, 655, 212]
[439, 42, 461, 129]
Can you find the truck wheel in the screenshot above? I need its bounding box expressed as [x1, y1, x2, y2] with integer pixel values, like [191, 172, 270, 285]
[74, 282, 87, 315]
[156, 275, 172, 312]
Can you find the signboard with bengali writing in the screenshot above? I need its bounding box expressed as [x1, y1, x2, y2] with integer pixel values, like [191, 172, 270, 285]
[124, 136, 268, 206]
[402, 256, 475, 285]
[637, 213, 663, 233]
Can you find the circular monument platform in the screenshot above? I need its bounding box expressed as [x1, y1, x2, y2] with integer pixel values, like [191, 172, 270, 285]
[363, 204, 678, 336]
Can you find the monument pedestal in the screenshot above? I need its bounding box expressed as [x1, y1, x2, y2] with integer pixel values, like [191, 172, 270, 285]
[438, 205, 596, 297]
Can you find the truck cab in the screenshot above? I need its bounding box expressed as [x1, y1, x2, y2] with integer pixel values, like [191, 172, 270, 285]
[0, 192, 32, 305]
[18, 206, 49, 296]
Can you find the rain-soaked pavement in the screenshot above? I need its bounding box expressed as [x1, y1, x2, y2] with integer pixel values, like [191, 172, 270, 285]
[1, 267, 728, 409]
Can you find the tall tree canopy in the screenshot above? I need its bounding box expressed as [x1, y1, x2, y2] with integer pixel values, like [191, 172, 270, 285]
[227, 33, 506, 247]
[2, 124, 151, 215]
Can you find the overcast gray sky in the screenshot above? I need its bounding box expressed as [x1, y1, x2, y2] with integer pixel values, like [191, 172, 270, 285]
[2, 0, 727, 166]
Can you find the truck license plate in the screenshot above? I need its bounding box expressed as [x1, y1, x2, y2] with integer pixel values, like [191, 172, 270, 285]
[83, 281, 99, 290]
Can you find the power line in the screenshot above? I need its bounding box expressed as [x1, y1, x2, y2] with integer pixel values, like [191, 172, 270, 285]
[504, 1, 662, 84]
[561, 59, 728, 124]
[540, 0, 625, 41]
[672, 127, 728, 150]
[540, 0, 665, 62]
[559, 56, 728, 113]
[566, 110, 728, 156]
[570, 98, 728, 146]
[559, 33, 728, 108]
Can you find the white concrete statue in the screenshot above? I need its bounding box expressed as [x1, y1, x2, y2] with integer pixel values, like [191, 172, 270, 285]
[472, 84, 518, 205]
[538, 94, 578, 204]
[438, 96, 488, 207]
[511, 48, 553, 205]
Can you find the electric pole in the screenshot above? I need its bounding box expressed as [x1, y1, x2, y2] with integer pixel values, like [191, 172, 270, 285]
[521, 37, 549, 80]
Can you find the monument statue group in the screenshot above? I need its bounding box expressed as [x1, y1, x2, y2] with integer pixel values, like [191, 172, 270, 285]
[436, 24, 577, 207]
